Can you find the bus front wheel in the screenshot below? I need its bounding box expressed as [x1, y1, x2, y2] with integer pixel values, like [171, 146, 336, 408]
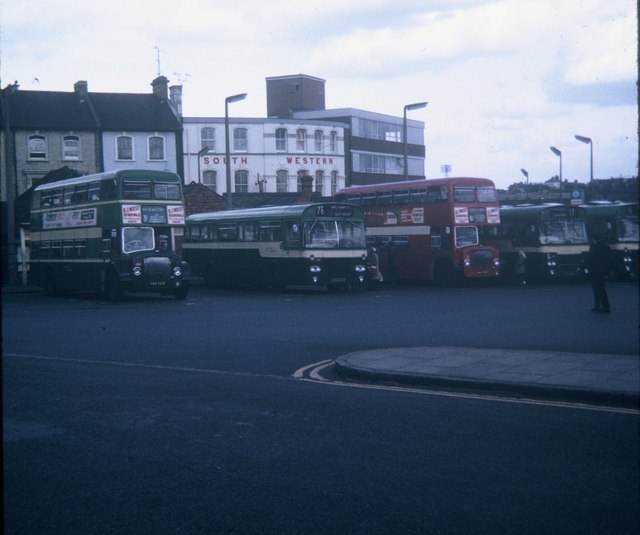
[268, 268, 285, 292]
[174, 282, 189, 300]
[45, 268, 60, 295]
[434, 261, 455, 287]
[205, 264, 221, 289]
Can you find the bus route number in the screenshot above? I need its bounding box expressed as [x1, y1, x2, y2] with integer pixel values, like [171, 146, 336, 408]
[316, 204, 353, 218]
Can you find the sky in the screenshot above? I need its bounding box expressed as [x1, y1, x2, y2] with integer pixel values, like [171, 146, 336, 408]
[1, 0, 637, 190]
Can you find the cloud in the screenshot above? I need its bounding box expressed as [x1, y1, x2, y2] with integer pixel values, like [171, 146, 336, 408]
[1, 0, 636, 189]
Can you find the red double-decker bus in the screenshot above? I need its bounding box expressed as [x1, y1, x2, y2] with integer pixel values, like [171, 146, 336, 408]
[335, 177, 501, 285]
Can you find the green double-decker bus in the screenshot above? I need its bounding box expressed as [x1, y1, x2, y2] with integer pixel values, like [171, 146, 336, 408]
[583, 202, 638, 280]
[183, 203, 368, 291]
[29, 169, 190, 299]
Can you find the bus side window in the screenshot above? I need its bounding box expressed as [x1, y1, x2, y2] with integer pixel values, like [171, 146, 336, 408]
[410, 189, 427, 204]
[74, 184, 88, 204]
[218, 224, 237, 242]
[285, 222, 301, 248]
[427, 186, 447, 203]
[88, 181, 101, 201]
[378, 192, 393, 206]
[51, 188, 63, 206]
[240, 222, 257, 241]
[102, 180, 117, 200]
[190, 225, 201, 242]
[51, 240, 62, 257]
[362, 193, 377, 206]
[63, 186, 75, 205]
[259, 221, 281, 241]
[393, 190, 409, 205]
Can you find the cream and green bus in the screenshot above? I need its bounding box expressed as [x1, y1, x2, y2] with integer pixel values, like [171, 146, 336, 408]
[183, 203, 368, 291]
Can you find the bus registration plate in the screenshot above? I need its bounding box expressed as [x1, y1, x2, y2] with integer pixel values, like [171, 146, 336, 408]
[331, 277, 346, 283]
[150, 281, 167, 286]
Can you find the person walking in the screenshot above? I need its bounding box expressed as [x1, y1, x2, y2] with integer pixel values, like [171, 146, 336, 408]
[515, 250, 527, 286]
[587, 233, 612, 313]
[367, 247, 383, 289]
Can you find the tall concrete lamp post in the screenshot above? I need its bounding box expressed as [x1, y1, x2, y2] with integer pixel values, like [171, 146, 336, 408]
[549, 146, 562, 181]
[403, 101, 428, 181]
[574, 135, 593, 183]
[225, 92, 247, 209]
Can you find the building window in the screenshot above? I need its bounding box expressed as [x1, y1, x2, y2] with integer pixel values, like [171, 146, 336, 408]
[233, 128, 248, 151]
[357, 153, 403, 175]
[235, 170, 249, 193]
[116, 135, 134, 160]
[62, 135, 81, 160]
[202, 170, 217, 192]
[315, 171, 324, 193]
[28, 135, 47, 160]
[148, 136, 165, 160]
[331, 171, 338, 196]
[297, 170, 308, 192]
[358, 119, 402, 142]
[314, 130, 323, 152]
[330, 131, 337, 153]
[201, 127, 215, 152]
[296, 129, 306, 152]
[276, 170, 288, 192]
[275, 128, 287, 152]
[289, 83, 300, 93]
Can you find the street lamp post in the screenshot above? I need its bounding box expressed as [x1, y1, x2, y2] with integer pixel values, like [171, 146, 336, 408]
[225, 92, 247, 209]
[520, 168, 529, 184]
[403, 101, 428, 181]
[574, 135, 593, 183]
[549, 146, 562, 181]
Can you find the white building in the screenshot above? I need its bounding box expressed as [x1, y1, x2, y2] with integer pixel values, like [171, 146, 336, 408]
[182, 117, 347, 198]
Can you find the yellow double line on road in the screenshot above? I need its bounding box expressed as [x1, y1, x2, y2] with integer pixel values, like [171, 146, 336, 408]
[293, 360, 640, 415]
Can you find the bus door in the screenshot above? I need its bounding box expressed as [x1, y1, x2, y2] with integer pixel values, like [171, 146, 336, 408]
[430, 225, 466, 284]
[102, 228, 118, 259]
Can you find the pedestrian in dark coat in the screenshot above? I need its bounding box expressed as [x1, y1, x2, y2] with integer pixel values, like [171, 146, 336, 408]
[587, 233, 612, 313]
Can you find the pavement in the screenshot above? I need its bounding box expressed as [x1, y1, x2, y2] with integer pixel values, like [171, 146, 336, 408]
[335, 346, 640, 409]
[5, 283, 639, 409]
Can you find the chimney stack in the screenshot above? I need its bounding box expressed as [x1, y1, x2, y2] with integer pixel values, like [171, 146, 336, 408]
[169, 85, 183, 117]
[74, 80, 89, 103]
[151, 75, 169, 102]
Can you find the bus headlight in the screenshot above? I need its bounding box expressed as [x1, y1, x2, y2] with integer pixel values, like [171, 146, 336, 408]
[546, 253, 557, 267]
[355, 264, 367, 273]
[132, 265, 143, 277]
[464, 257, 472, 267]
[172, 266, 182, 277]
[494, 258, 501, 266]
[309, 265, 322, 273]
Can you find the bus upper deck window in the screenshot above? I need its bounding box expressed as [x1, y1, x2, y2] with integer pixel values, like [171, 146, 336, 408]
[477, 186, 497, 202]
[88, 182, 101, 201]
[454, 186, 475, 202]
[393, 190, 410, 205]
[154, 182, 181, 200]
[362, 193, 376, 206]
[123, 180, 152, 200]
[411, 189, 427, 204]
[427, 186, 448, 203]
[101, 180, 117, 200]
